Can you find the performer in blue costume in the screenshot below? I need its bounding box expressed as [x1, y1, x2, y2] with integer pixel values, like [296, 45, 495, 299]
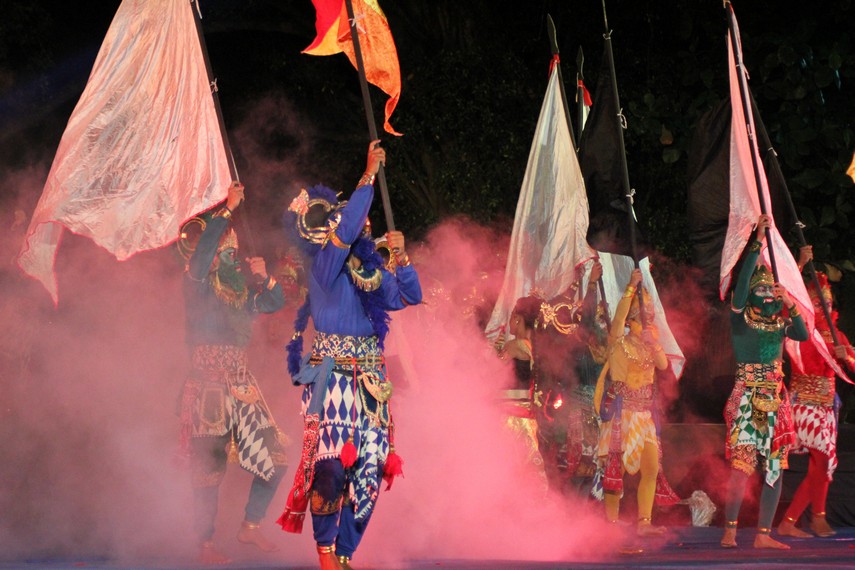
[179, 181, 288, 564]
[278, 142, 422, 570]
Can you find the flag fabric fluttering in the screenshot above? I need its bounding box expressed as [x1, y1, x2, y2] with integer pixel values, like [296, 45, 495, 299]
[485, 67, 595, 340]
[720, 29, 812, 331]
[576, 52, 646, 258]
[720, 22, 850, 379]
[576, 78, 592, 133]
[687, 96, 796, 291]
[17, 0, 231, 304]
[304, 0, 402, 136]
[598, 253, 685, 378]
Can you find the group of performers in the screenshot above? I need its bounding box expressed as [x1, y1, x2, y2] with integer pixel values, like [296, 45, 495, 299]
[498, 212, 851, 551]
[175, 137, 849, 567]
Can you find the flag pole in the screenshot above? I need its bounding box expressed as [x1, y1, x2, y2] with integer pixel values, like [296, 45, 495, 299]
[723, 1, 779, 281]
[546, 15, 578, 148]
[576, 46, 586, 148]
[342, 0, 396, 231]
[764, 145, 842, 346]
[546, 15, 609, 322]
[189, 1, 259, 255]
[599, 0, 639, 268]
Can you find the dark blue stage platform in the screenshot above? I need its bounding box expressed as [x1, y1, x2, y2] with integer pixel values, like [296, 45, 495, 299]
[3, 527, 854, 569]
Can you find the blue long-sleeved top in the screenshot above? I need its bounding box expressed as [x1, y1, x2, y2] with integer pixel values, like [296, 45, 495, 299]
[184, 214, 285, 347]
[309, 184, 421, 336]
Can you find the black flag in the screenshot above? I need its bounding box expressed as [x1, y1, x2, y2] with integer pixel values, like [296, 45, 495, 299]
[687, 94, 796, 291]
[577, 52, 647, 258]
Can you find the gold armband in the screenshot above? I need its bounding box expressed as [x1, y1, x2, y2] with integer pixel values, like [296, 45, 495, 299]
[748, 240, 762, 253]
[357, 172, 376, 187]
[623, 285, 636, 299]
[326, 230, 349, 250]
[265, 276, 277, 290]
[217, 207, 233, 220]
[789, 304, 800, 318]
[396, 253, 411, 267]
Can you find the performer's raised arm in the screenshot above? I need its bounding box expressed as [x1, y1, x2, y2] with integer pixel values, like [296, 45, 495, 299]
[312, 141, 385, 290]
[732, 214, 769, 312]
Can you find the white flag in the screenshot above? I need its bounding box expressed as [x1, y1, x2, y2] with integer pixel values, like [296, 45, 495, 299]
[598, 253, 685, 378]
[486, 67, 595, 339]
[18, 0, 232, 304]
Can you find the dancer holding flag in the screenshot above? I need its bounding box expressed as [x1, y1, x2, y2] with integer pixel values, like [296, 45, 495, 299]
[593, 268, 673, 537]
[721, 215, 808, 549]
[277, 142, 422, 570]
[179, 182, 288, 563]
[778, 249, 855, 539]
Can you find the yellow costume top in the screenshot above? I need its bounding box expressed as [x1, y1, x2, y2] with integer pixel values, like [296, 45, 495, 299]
[607, 286, 668, 388]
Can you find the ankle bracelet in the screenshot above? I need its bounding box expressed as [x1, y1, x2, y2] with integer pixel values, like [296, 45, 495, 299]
[783, 515, 797, 523]
[814, 511, 827, 518]
[317, 544, 335, 554]
[638, 517, 652, 525]
[725, 520, 738, 528]
[242, 520, 261, 530]
[757, 527, 771, 535]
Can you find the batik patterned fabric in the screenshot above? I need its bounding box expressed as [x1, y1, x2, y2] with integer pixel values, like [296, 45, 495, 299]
[597, 384, 656, 473]
[566, 385, 598, 477]
[181, 344, 276, 481]
[300, 333, 391, 521]
[791, 371, 838, 479]
[593, 382, 680, 505]
[725, 361, 795, 486]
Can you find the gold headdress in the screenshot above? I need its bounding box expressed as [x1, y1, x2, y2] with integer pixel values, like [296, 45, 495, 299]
[808, 271, 833, 308]
[628, 286, 654, 323]
[218, 228, 239, 253]
[177, 216, 239, 261]
[288, 187, 346, 246]
[749, 264, 774, 291]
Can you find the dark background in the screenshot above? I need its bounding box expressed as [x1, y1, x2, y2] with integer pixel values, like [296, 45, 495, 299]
[2, 0, 855, 422]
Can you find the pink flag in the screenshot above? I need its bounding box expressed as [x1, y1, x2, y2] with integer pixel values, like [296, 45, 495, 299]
[721, 22, 847, 380]
[17, 0, 232, 304]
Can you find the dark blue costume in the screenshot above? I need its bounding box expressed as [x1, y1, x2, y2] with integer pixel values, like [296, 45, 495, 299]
[278, 182, 421, 562]
[179, 210, 287, 544]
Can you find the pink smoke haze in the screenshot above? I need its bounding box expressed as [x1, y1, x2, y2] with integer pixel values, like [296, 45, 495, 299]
[1, 107, 730, 567]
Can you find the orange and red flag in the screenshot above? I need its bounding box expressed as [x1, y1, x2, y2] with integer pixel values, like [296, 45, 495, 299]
[304, 0, 402, 135]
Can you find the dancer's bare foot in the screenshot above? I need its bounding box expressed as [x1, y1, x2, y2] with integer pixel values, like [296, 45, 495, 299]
[720, 527, 737, 548]
[237, 521, 279, 552]
[637, 521, 667, 537]
[778, 519, 811, 538]
[317, 544, 344, 570]
[200, 541, 231, 564]
[754, 533, 790, 549]
[810, 515, 837, 537]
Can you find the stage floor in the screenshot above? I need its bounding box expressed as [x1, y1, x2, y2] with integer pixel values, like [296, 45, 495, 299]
[4, 527, 855, 569]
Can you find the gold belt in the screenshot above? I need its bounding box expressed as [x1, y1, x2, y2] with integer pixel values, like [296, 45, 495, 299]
[309, 354, 385, 367]
[744, 379, 780, 390]
[792, 373, 835, 407]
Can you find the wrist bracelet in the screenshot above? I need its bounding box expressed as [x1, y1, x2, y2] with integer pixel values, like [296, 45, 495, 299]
[623, 285, 636, 299]
[396, 252, 411, 267]
[357, 172, 376, 187]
